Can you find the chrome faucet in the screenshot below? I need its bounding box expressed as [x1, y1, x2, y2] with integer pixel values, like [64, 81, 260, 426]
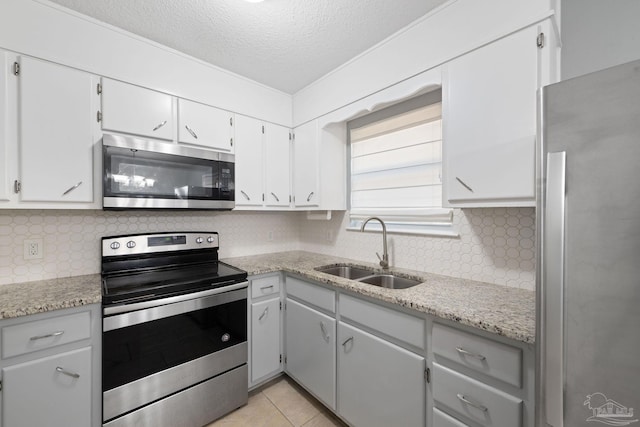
[360, 217, 389, 270]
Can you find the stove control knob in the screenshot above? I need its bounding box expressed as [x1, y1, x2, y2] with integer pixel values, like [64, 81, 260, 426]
[196, 237, 204, 244]
[207, 236, 215, 243]
[126, 241, 136, 249]
[110, 242, 121, 250]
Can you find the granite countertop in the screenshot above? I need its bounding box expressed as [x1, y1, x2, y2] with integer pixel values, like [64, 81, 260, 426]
[223, 251, 535, 344]
[0, 274, 102, 320]
[0, 251, 535, 344]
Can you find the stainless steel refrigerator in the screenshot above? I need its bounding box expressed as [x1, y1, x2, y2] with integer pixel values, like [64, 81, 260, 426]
[536, 59, 640, 426]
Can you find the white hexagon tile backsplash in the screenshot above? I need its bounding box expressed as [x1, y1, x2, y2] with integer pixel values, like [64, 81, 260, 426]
[0, 208, 535, 290]
[0, 210, 300, 286]
[298, 208, 536, 291]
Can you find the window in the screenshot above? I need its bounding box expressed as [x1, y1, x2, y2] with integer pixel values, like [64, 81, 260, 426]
[347, 91, 456, 236]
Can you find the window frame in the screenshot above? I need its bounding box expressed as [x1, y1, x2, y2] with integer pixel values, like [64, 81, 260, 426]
[346, 90, 458, 237]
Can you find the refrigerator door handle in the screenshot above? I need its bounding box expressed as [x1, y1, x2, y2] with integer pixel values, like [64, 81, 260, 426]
[544, 151, 567, 427]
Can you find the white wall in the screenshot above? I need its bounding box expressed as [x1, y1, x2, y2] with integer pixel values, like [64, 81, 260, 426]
[0, 0, 292, 126]
[561, 0, 640, 80]
[293, 0, 554, 126]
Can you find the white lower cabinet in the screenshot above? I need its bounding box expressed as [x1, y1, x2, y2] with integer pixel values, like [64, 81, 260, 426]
[285, 298, 336, 410]
[248, 274, 283, 388]
[2, 347, 92, 427]
[337, 322, 425, 427]
[250, 297, 281, 383]
[0, 304, 101, 427]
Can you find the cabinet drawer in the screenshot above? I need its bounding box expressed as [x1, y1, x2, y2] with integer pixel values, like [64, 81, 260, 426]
[286, 276, 335, 313]
[340, 294, 424, 349]
[432, 323, 522, 387]
[433, 408, 469, 427]
[2, 311, 91, 359]
[251, 275, 281, 299]
[433, 363, 522, 427]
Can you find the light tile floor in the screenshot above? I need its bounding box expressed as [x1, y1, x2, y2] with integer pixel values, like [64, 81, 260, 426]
[207, 376, 347, 427]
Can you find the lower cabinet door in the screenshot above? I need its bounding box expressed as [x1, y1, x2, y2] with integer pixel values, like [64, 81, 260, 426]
[251, 297, 282, 383]
[338, 322, 425, 427]
[2, 346, 91, 427]
[285, 298, 336, 410]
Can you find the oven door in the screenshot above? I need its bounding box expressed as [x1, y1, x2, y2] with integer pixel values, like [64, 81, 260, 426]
[102, 285, 247, 423]
[102, 134, 235, 210]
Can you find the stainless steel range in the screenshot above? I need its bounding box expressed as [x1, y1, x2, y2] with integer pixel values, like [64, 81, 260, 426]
[100, 232, 248, 427]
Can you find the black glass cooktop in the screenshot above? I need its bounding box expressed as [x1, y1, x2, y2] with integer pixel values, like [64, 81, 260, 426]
[102, 260, 247, 306]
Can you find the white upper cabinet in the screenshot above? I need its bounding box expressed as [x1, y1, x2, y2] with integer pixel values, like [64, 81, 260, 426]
[17, 55, 96, 203]
[292, 121, 319, 208]
[443, 25, 541, 207]
[264, 123, 291, 207]
[0, 50, 10, 202]
[177, 98, 234, 153]
[234, 115, 264, 207]
[101, 78, 174, 140]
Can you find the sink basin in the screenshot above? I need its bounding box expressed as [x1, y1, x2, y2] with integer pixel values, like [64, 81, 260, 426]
[315, 265, 375, 280]
[357, 274, 422, 289]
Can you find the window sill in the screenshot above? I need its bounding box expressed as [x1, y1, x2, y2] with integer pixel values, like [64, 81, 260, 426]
[347, 223, 459, 238]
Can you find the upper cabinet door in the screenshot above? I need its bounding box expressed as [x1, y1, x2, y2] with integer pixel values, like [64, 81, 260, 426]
[292, 120, 319, 208]
[101, 78, 174, 140]
[177, 99, 234, 153]
[0, 50, 10, 202]
[443, 25, 539, 207]
[17, 56, 95, 202]
[264, 123, 291, 207]
[234, 115, 264, 206]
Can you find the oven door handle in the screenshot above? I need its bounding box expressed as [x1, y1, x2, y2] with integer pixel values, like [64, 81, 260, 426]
[103, 282, 248, 332]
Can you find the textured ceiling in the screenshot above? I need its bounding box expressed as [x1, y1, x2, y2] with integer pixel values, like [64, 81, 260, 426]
[46, 0, 447, 94]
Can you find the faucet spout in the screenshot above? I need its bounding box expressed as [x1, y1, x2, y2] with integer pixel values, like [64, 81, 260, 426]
[360, 217, 389, 270]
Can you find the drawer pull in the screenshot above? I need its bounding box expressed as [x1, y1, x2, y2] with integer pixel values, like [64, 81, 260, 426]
[30, 331, 64, 341]
[457, 393, 488, 412]
[259, 307, 269, 321]
[152, 120, 167, 131]
[455, 347, 486, 360]
[185, 125, 198, 139]
[320, 322, 330, 342]
[342, 336, 354, 348]
[260, 285, 274, 292]
[56, 367, 80, 379]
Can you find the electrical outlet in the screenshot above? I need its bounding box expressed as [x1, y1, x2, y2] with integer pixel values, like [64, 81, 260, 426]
[23, 238, 43, 260]
[267, 231, 274, 241]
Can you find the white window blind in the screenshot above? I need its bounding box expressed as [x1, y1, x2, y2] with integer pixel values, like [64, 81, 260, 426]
[348, 100, 456, 236]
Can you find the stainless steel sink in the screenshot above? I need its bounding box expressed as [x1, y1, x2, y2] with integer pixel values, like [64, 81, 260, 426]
[357, 274, 422, 289]
[316, 264, 422, 289]
[315, 265, 375, 280]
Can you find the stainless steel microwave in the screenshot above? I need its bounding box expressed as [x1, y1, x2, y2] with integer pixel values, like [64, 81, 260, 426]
[102, 134, 235, 210]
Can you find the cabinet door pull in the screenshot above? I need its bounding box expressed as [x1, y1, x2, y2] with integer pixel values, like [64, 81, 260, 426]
[240, 190, 250, 201]
[152, 120, 167, 132]
[260, 285, 274, 292]
[320, 322, 330, 342]
[342, 336, 354, 348]
[270, 192, 280, 202]
[185, 125, 198, 139]
[62, 181, 83, 196]
[455, 177, 474, 193]
[456, 394, 488, 412]
[455, 347, 486, 360]
[306, 192, 315, 202]
[56, 366, 80, 379]
[259, 306, 269, 321]
[30, 331, 64, 341]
